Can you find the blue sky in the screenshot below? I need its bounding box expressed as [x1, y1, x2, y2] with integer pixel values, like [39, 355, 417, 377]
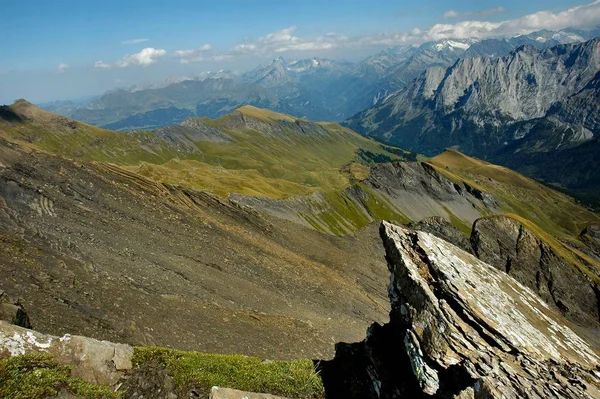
[1, 0, 599, 103]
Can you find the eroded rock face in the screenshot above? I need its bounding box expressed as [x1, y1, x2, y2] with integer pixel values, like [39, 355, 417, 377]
[0, 291, 31, 328]
[320, 222, 600, 398]
[471, 216, 600, 330]
[0, 321, 133, 385]
[581, 224, 600, 260]
[408, 216, 472, 253]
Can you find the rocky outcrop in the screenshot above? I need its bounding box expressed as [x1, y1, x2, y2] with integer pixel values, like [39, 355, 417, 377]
[581, 224, 600, 260]
[0, 291, 31, 328]
[471, 216, 600, 330]
[408, 216, 472, 253]
[320, 222, 600, 398]
[232, 161, 497, 236]
[0, 321, 133, 385]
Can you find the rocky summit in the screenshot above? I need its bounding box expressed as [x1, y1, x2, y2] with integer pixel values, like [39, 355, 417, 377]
[320, 222, 600, 398]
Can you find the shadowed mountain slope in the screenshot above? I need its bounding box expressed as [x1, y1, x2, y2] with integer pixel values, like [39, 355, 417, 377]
[0, 135, 391, 360]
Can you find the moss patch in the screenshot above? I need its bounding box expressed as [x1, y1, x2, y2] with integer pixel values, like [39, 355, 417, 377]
[0, 354, 119, 399]
[133, 347, 323, 398]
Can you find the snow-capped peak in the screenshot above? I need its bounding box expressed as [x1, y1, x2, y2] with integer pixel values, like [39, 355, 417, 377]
[433, 39, 474, 51]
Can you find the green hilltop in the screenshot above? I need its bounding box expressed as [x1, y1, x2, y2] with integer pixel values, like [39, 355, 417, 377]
[0, 101, 412, 198]
[1, 99, 598, 243]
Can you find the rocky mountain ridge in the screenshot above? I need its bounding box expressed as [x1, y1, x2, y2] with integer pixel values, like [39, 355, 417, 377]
[1, 103, 600, 397]
[350, 38, 600, 204]
[2, 218, 599, 398]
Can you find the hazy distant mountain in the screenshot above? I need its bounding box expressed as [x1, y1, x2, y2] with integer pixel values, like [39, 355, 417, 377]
[42, 27, 599, 131]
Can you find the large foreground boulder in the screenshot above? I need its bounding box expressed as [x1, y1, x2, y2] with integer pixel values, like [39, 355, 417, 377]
[321, 222, 600, 398]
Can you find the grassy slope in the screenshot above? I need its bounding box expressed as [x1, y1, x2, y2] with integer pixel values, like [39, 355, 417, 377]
[0, 354, 119, 399]
[0, 348, 323, 399]
[429, 149, 600, 238]
[2, 101, 597, 241]
[133, 347, 323, 398]
[0, 102, 407, 198]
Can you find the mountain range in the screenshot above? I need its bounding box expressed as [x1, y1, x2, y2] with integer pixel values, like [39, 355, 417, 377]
[349, 37, 600, 205]
[42, 27, 600, 132]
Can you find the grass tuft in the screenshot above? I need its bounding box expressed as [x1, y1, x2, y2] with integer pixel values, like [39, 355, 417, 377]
[0, 354, 119, 399]
[133, 347, 324, 398]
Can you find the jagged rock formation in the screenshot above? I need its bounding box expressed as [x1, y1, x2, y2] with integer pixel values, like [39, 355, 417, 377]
[320, 222, 600, 398]
[471, 216, 600, 331]
[350, 39, 600, 203]
[351, 39, 600, 155]
[408, 216, 473, 253]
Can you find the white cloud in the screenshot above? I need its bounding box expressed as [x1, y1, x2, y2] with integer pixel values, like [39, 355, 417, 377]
[94, 60, 112, 69]
[115, 47, 166, 67]
[444, 10, 460, 19]
[425, 1, 600, 41]
[122, 38, 149, 45]
[85, 1, 600, 69]
[210, 54, 233, 61]
[275, 42, 335, 53]
[495, 1, 600, 35]
[233, 43, 258, 54]
[260, 26, 300, 44]
[173, 44, 213, 63]
[230, 26, 341, 55]
[57, 63, 69, 73]
[444, 7, 505, 19]
[340, 1, 600, 47]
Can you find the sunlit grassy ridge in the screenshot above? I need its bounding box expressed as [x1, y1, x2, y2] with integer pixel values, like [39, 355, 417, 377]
[429, 149, 600, 238]
[133, 346, 323, 398]
[2, 101, 598, 241]
[0, 101, 409, 198]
